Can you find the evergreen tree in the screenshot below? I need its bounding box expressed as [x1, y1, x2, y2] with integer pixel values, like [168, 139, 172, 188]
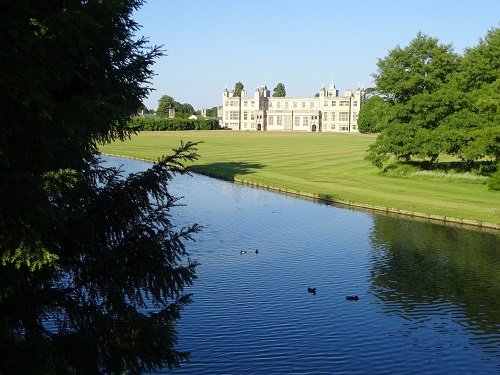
[0, 1, 200, 373]
[272, 83, 286, 97]
[233, 82, 244, 97]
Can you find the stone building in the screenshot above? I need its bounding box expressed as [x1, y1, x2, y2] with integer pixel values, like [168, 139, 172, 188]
[221, 80, 365, 132]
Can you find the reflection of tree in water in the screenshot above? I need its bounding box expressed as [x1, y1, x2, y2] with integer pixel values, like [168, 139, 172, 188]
[368, 215, 500, 337]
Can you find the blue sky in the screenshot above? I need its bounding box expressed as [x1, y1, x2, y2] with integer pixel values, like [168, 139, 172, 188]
[133, 0, 499, 111]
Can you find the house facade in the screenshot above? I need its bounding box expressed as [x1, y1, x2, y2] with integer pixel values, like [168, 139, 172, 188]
[221, 81, 365, 132]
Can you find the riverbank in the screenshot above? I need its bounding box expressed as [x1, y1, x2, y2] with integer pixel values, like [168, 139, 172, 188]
[99, 131, 500, 229]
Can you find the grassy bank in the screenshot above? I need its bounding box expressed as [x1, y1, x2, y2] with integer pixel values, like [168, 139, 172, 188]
[100, 131, 500, 226]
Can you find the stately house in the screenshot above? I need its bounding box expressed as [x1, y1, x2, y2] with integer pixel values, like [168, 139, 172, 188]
[220, 81, 365, 132]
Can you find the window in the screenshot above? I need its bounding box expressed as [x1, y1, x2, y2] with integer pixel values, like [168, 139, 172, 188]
[339, 125, 349, 131]
[285, 102, 289, 108]
[310, 102, 314, 108]
[225, 101, 229, 107]
[277, 116, 282, 126]
[303, 116, 309, 127]
[340, 100, 350, 107]
[330, 124, 335, 130]
[339, 112, 349, 121]
[352, 112, 358, 121]
[269, 102, 273, 108]
[331, 101, 337, 106]
[244, 101, 248, 107]
[331, 112, 336, 121]
[302, 102, 306, 108]
[251, 101, 255, 107]
[293, 102, 297, 108]
[230, 111, 239, 120]
[324, 101, 328, 106]
[294, 116, 300, 126]
[277, 102, 281, 109]
[224, 111, 229, 120]
[323, 112, 328, 121]
[268, 116, 274, 125]
[353, 100, 358, 107]
[243, 112, 248, 120]
[251, 113, 255, 120]
[230, 101, 237, 106]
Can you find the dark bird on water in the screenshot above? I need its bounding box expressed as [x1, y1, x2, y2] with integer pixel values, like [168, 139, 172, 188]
[308, 287, 317, 295]
[240, 250, 247, 254]
[255, 249, 259, 254]
[346, 295, 359, 301]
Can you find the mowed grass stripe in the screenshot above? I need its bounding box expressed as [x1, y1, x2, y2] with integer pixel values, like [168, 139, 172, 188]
[100, 131, 500, 225]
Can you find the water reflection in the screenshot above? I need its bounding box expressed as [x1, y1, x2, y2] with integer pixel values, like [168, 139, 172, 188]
[369, 215, 500, 361]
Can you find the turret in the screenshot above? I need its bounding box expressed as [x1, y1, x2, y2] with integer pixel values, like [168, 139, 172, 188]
[319, 83, 326, 98]
[327, 78, 338, 97]
[259, 83, 270, 98]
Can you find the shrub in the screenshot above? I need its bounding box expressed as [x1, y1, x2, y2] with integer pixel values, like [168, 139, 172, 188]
[486, 168, 500, 191]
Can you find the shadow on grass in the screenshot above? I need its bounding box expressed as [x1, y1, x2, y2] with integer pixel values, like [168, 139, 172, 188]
[188, 162, 265, 181]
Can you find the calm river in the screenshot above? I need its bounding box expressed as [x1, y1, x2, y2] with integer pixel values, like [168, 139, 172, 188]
[105, 156, 500, 375]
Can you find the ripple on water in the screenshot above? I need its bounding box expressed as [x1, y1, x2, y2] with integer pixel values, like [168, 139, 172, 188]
[100, 158, 500, 375]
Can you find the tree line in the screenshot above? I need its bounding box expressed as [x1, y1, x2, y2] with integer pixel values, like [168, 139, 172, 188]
[130, 116, 220, 131]
[146, 95, 218, 118]
[358, 29, 500, 190]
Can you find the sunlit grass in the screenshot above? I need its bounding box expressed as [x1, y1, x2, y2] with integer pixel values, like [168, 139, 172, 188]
[410, 170, 489, 183]
[100, 131, 500, 225]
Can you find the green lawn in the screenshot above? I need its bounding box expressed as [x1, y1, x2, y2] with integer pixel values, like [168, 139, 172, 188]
[100, 131, 500, 226]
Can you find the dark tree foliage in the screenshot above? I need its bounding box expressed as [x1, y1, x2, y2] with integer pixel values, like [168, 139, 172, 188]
[272, 83, 286, 97]
[0, 1, 200, 373]
[233, 82, 244, 97]
[129, 117, 220, 131]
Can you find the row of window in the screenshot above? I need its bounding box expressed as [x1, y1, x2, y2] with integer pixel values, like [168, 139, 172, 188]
[224, 100, 359, 108]
[239, 123, 356, 131]
[225, 112, 358, 122]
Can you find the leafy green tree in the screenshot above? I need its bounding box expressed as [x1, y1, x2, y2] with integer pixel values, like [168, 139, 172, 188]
[373, 32, 459, 104]
[205, 106, 219, 117]
[272, 83, 286, 97]
[454, 28, 500, 166]
[366, 32, 460, 166]
[357, 95, 390, 133]
[0, 1, 200, 373]
[157, 95, 176, 117]
[180, 102, 195, 116]
[157, 95, 196, 118]
[366, 28, 500, 177]
[233, 82, 244, 97]
[457, 27, 500, 91]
